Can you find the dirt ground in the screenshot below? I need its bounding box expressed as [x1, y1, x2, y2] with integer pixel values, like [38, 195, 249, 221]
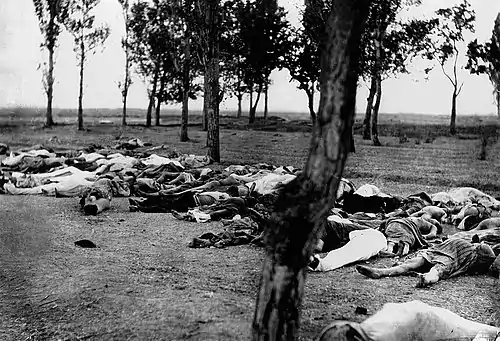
[1, 112, 500, 340]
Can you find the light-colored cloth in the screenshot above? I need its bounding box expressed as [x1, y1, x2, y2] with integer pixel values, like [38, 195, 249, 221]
[318, 300, 499, 341]
[141, 154, 184, 169]
[432, 187, 500, 209]
[246, 173, 296, 195]
[4, 166, 97, 196]
[311, 229, 386, 272]
[354, 184, 392, 198]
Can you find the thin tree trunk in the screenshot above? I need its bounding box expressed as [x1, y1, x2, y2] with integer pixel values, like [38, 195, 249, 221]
[251, 0, 370, 340]
[249, 85, 253, 117]
[237, 94, 243, 118]
[497, 91, 500, 118]
[249, 83, 263, 124]
[370, 25, 384, 146]
[371, 75, 382, 146]
[46, 45, 55, 126]
[204, 0, 220, 162]
[77, 37, 85, 131]
[202, 77, 209, 131]
[450, 89, 457, 135]
[306, 87, 316, 124]
[146, 61, 160, 128]
[155, 67, 167, 126]
[180, 30, 191, 142]
[122, 3, 130, 127]
[363, 78, 376, 139]
[264, 81, 269, 120]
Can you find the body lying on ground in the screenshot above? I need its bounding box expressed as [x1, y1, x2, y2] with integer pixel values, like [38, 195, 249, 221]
[379, 216, 441, 257]
[356, 238, 496, 287]
[317, 300, 499, 341]
[79, 178, 114, 215]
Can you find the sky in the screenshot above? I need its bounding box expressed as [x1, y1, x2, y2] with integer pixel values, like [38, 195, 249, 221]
[0, 0, 499, 116]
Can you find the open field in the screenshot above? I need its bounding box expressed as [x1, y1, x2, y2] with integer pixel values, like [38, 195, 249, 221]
[1, 108, 500, 340]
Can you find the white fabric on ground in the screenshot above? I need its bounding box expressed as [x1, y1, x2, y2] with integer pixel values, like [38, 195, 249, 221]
[246, 173, 296, 195]
[141, 154, 184, 169]
[313, 229, 386, 272]
[362, 300, 499, 341]
[4, 166, 97, 196]
[432, 187, 500, 209]
[319, 301, 499, 341]
[354, 184, 392, 198]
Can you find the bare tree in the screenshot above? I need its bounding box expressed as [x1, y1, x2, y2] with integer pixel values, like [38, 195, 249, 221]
[251, 0, 371, 340]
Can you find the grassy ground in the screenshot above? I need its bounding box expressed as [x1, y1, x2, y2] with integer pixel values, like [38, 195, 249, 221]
[1, 108, 500, 340]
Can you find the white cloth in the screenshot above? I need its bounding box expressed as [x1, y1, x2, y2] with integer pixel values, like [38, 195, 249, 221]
[432, 187, 500, 209]
[362, 301, 499, 341]
[4, 166, 97, 196]
[313, 229, 386, 272]
[141, 154, 184, 169]
[354, 184, 392, 198]
[247, 173, 296, 195]
[79, 152, 106, 163]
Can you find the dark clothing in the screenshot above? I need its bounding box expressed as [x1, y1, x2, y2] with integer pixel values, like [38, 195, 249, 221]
[342, 193, 401, 214]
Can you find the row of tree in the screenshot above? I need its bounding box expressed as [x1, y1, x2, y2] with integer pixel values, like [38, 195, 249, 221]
[33, 0, 500, 161]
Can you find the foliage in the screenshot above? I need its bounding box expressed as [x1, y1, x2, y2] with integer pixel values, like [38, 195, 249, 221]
[33, 0, 68, 51]
[236, 0, 292, 88]
[466, 13, 500, 98]
[63, 0, 110, 61]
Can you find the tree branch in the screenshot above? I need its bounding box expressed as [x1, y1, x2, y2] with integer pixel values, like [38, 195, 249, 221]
[440, 62, 455, 86]
[457, 81, 464, 96]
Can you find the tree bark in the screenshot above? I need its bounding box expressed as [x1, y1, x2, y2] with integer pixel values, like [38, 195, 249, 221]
[371, 75, 382, 146]
[46, 45, 55, 126]
[155, 66, 168, 126]
[204, 0, 221, 162]
[450, 88, 457, 135]
[122, 1, 130, 127]
[146, 61, 160, 128]
[370, 24, 384, 146]
[249, 83, 263, 124]
[264, 81, 269, 120]
[251, 0, 370, 340]
[497, 91, 500, 118]
[305, 87, 316, 124]
[77, 37, 85, 131]
[237, 94, 243, 118]
[202, 76, 209, 131]
[180, 30, 191, 142]
[362, 78, 376, 140]
[249, 85, 253, 117]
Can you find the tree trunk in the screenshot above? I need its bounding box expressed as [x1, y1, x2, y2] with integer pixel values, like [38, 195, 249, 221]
[371, 75, 382, 146]
[155, 67, 167, 126]
[450, 89, 457, 135]
[264, 81, 269, 120]
[249, 85, 253, 117]
[202, 77, 209, 131]
[204, 0, 220, 162]
[180, 31, 191, 142]
[77, 38, 85, 131]
[249, 83, 263, 124]
[46, 45, 55, 126]
[306, 88, 316, 124]
[251, 0, 370, 340]
[122, 17, 129, 126]
[497, 91, 500, 118]
[146, 61, 160, 128]
[363, 78, 376, 139]
[237, 94, 243, 118]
